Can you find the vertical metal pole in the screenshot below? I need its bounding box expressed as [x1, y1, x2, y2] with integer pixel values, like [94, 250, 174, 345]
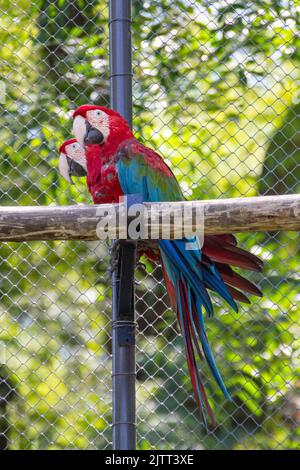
[109, 0, 136, 450]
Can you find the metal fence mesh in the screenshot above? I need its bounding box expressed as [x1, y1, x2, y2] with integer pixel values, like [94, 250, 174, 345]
[0, 0, 299, 450]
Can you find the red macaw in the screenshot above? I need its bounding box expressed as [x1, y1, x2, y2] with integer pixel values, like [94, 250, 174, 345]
[62, 105, 263, 424]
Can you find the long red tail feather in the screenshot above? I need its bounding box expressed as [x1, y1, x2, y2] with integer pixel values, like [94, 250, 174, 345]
[203, 237, 263, 272]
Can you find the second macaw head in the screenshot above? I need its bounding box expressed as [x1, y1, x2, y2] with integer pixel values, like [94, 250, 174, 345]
[72, 105, 133, 150]
[58, 139, 87, 183]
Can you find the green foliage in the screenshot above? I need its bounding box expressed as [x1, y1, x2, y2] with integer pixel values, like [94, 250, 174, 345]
[0, 0, 299, 449]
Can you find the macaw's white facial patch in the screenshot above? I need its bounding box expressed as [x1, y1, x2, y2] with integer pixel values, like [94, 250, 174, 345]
[73, 115, 86, 147]
[65, 142, 87, 170]
[58, 153, 72, 183]
[86, 109, 110, 142]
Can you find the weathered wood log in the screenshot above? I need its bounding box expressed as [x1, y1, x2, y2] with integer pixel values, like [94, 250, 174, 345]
[0, 194, 298, 242]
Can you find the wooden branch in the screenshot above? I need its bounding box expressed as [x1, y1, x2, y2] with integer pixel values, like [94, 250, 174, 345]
[0, 194, 298, 242]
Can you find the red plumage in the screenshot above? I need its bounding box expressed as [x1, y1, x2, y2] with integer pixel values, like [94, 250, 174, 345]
[85, 144, 123, 204]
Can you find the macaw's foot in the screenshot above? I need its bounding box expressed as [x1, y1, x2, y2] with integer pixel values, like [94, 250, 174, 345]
[107, 239, 121, 277]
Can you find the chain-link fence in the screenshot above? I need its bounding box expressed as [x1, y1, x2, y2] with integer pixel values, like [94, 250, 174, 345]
[0, 0, 299, 450]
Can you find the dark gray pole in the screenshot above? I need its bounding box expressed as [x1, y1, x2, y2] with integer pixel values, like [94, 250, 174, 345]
[109, 0, 136, 450]
[109, 0, 132, 126]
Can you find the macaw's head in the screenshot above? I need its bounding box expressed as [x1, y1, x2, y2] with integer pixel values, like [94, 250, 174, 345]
[58, 139, 87, 183]
[72, 105, 133, 151]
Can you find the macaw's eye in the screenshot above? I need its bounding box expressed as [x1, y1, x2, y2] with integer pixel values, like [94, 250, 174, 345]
[96, 111, 101, 116]
[73, 144, 76, 149]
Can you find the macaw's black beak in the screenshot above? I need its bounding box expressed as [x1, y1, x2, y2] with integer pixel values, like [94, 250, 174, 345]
[84, 120, 104, 145]
[66, 157, 87, 181]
